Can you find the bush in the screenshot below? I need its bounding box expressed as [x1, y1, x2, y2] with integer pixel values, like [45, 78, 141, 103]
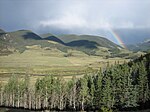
[64, 52, 73, 57]
[100, 106, 113, 112]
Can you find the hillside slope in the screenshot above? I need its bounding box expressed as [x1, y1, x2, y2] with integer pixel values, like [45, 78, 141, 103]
[58, 34, 120, 49]
[40, 33, 65, 44]
[0, 28, 135, 57]
[8, 30, 71, 53]
[0, 29, 14, 55]
[56, 34, 123, 56]
[127, 39, 150, 52]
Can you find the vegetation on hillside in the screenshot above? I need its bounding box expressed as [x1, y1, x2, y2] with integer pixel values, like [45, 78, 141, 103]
[0, 30, 14, 55]
[8, 30, 71, 53]
[1, 28, 144, 58]
[57, 34, 122, 56]
[40, 33, 65, 44]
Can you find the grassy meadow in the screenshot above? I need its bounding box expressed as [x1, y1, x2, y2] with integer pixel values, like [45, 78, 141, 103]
[0, 46, 130, 83]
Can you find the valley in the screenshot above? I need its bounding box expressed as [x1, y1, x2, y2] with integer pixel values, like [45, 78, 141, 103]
[0, 28, 142, 83]
[0, 28, 149, 111]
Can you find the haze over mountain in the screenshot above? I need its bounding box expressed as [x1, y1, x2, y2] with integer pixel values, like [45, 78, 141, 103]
[96, 28, 150, 45]
[127, 39, 150, 52]
[114, 28, 150, 45]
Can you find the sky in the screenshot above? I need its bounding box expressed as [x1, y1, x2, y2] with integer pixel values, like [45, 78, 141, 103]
[0, 0, 150, 44]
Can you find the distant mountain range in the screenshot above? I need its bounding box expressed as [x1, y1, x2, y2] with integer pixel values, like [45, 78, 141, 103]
[0, 27, 149, 57]
[0, 28, 124, 56]
[57, 34, 120, 49]
[41, 33, 123, 56]
[127, 39, 150, 52]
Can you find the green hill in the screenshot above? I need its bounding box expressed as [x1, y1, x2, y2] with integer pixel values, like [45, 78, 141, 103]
[40, 33, 65, 44]
[0, 29, 14, 55]
[8, 30, 71, 53]
[66, 40, 98, 49]
[40, 33, 123, 56]
[0, 28, 135, 57]
[58, 34, 120, 48]
[57, 34, 122, 55]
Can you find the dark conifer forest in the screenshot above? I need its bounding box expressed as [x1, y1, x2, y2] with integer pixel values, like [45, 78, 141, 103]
[0, 53, 150, 111]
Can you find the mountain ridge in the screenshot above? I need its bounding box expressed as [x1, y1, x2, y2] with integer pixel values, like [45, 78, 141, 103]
[0, 28, 130, 57]
[57, 34, 121, 49]
[40, 33, 65, 44]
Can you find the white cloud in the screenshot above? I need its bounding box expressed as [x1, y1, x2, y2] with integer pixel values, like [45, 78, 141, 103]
[39, 16, 135, 31]
[112, 21, 134, 29]
[38, 0, 139, 31]
[39, 14, 87, 29]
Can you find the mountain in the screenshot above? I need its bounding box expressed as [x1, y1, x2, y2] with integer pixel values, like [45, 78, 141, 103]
[9, 30, 42, 41]
[0, 29, 14, 55]
[66, 40, 99, 49]
[58, 34, 120, 49]
[127, 39, 150, 52]
[0, 29, 6, 34]
[7, 30, 43, 52]
[57, 34, 123, 56]
[0, 28, 133, 57]
[40, 33, 123, 56]
[7, 30, 72, 53]
[40, 33, 65, 44]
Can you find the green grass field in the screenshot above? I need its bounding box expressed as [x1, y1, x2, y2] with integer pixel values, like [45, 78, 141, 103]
[0, 48, 130, 83]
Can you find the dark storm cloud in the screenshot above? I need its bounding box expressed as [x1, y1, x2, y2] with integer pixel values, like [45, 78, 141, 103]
[0, 0, 150, 37]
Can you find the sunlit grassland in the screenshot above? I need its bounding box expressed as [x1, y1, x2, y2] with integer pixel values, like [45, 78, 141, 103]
[0, 48, 129, 83]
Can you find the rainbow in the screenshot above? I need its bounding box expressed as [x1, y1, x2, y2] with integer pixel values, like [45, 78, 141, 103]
[108, 28, 127, 49]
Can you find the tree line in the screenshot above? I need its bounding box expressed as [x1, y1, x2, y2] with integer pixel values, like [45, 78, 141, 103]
[0, 54, 150, 111]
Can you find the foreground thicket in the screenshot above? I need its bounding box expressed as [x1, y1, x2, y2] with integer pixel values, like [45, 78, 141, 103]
[0, 53, 150, 111]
